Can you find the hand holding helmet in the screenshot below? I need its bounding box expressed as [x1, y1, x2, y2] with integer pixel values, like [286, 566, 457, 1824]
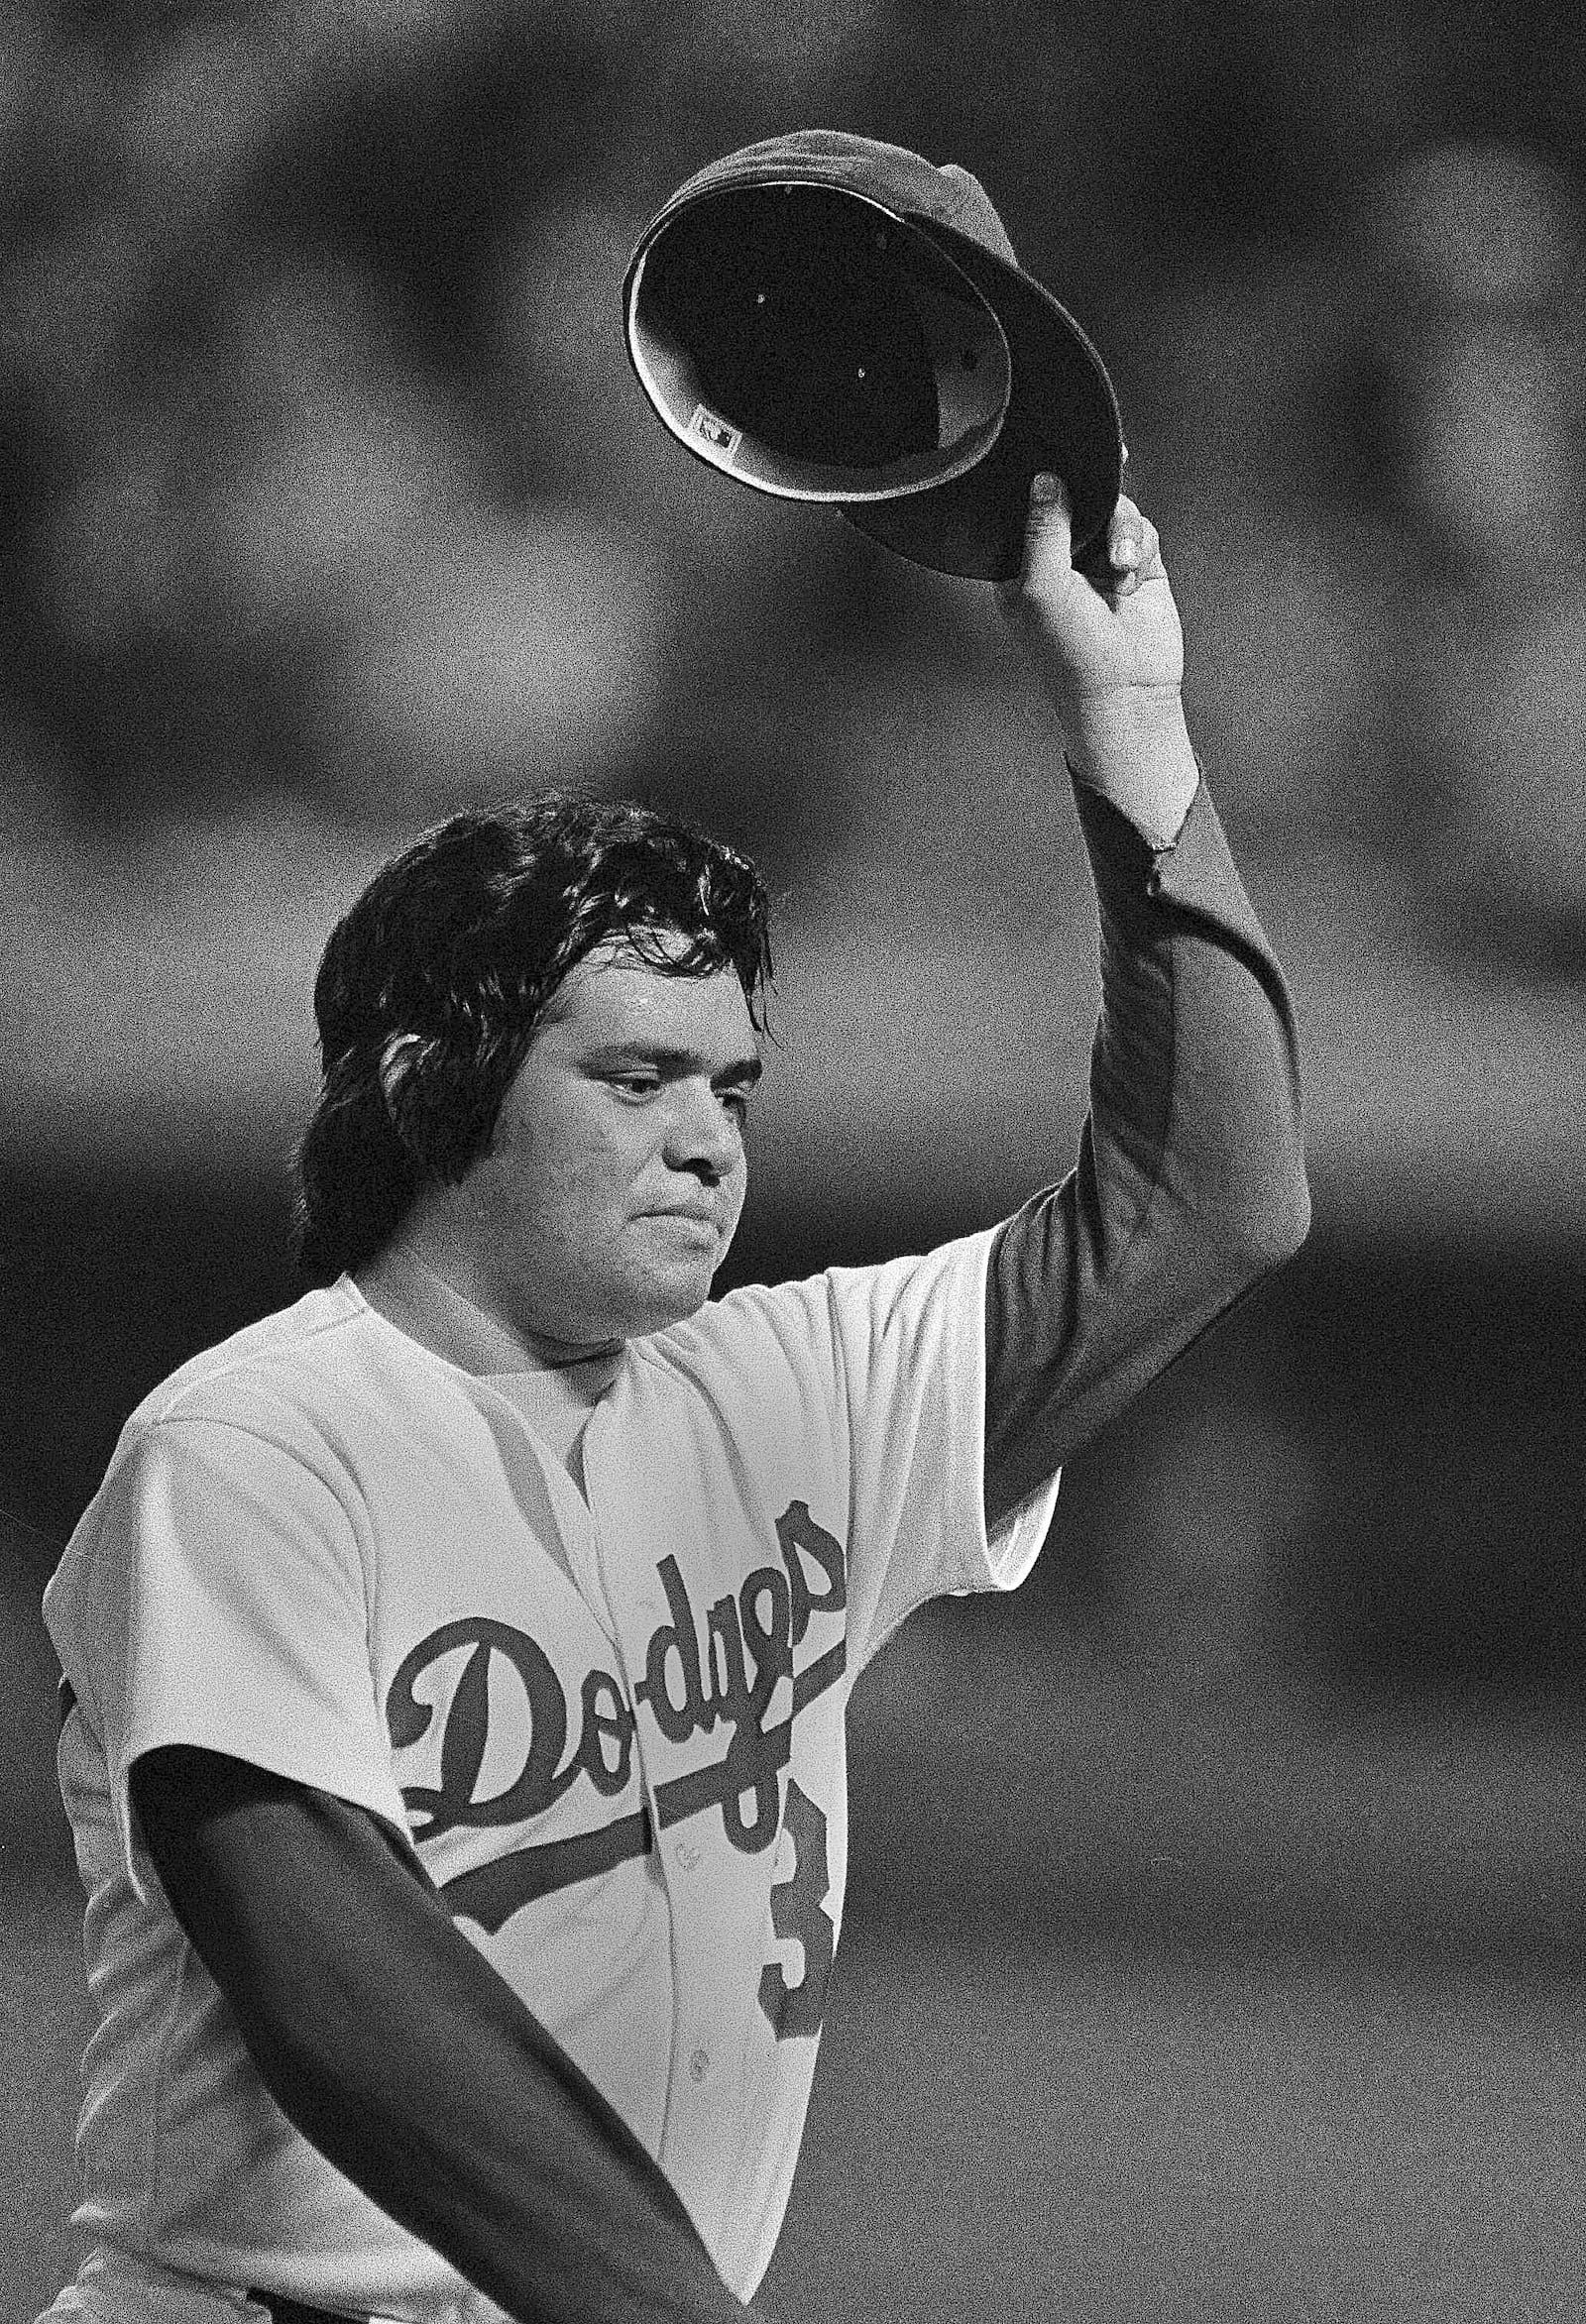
[1001, 476, 1198, 843]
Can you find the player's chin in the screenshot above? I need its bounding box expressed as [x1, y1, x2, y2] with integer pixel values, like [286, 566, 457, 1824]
[613, 1230, 734, 1337]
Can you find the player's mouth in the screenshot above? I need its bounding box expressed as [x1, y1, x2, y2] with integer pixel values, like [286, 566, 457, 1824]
[639, 1207, 724, 1243]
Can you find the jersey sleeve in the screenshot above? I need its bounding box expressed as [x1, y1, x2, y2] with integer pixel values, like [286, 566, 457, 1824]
[814, 771, 1306, 1673]
[44, 1400, 409, 1901]
[131, 1749, 757, 2324]
[980, 774, 1310, 1522]
[823, 1226, 1060, 1673]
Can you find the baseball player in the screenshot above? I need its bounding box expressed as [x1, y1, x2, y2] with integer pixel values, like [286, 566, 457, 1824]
[39, 469, 1308, 2324]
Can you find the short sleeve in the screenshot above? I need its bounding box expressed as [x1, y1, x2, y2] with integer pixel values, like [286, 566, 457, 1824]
[825, 1225, 1062, 1669]
[44, 1409, 411, 1900]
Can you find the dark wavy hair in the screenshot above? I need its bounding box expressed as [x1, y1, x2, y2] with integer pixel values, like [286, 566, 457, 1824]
[291, 793, 773, 1280]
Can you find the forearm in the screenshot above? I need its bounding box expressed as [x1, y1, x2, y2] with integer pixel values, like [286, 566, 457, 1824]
[131, 1747, 755, 2324]
[983, 767, 1308, 1525]
[1068, 686, 1201, 851]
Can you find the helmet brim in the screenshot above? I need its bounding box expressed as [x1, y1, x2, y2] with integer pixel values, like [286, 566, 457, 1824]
[840, 218, 1123, 581]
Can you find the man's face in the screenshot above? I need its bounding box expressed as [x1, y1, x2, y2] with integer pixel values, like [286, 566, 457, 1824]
[445, 934, 761, 1354]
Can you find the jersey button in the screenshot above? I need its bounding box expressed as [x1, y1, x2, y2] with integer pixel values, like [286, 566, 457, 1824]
[689, 2047, 710, 2083]
[677, 1839, 702, 1870]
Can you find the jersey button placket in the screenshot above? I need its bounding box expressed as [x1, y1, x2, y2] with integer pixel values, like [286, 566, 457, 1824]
[688, 2047, 710, 2083]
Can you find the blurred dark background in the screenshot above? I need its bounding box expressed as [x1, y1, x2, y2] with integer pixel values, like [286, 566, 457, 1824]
[4, 1, 1585, 2315]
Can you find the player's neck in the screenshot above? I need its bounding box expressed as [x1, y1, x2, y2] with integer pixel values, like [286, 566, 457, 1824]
[353, 1235, 623, 1378]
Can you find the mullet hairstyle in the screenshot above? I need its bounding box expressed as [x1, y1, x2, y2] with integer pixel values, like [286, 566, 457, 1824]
[291, 793, 773, 1280]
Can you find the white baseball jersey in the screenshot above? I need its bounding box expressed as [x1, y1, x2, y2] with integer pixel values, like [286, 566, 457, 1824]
[43, 1227, 1060, 2319]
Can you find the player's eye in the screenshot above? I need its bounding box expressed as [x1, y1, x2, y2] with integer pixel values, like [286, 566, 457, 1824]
[608, 1071, 660, 1101]
[718, 1080, 757, 1124]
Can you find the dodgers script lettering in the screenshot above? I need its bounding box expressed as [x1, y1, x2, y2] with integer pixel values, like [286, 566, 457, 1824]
[385, 1499, 849, 1924]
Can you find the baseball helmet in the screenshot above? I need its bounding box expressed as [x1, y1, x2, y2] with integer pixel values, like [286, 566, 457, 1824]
[623, 128, 1123, 582]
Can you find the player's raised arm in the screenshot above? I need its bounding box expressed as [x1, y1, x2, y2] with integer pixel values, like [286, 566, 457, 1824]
[981, 477, 1309, 1527]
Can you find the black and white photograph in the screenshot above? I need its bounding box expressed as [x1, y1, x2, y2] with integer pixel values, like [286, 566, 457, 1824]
[4, 4, 1584, 2320]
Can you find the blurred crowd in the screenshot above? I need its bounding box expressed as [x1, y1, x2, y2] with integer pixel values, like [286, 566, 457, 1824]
[3, 0, 1585, 1218]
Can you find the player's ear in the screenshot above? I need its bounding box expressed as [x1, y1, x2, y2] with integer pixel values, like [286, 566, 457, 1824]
[379, 1033, 425, 1133]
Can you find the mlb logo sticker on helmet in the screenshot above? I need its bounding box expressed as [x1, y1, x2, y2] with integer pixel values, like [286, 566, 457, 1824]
[687, 404, 743, 464]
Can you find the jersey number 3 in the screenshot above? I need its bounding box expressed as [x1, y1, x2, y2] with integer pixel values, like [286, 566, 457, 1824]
[757, 1779, 835, 2042]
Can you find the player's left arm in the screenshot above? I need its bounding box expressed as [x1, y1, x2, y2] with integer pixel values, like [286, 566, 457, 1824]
[130, 1744, 764, 2324]
[981, 479, 1310, 1527]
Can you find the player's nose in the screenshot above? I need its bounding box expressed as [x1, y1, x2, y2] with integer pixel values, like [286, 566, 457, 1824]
[664, 1080, 741, 1182]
